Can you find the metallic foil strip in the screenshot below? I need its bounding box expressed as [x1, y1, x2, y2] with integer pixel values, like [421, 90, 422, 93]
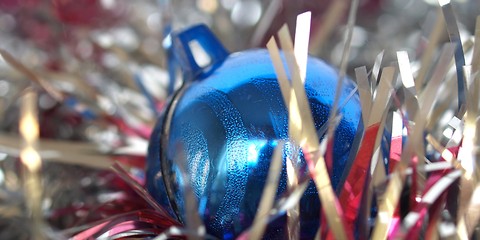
[242, 143, 284, 240]
[250, 159, 455, 239]
[338, 124, 380, 227]
[372, 161, 407, 240]
[416, 9, 445, 91]
[465, 120, 480, 236]
[370, 125, 387, 187]
[96, 221, 157, 238]
[457, 22, 480, 235]
[305, 141, 350, 240]
[153, 226, 188, 240]
[109, 229, 158, 239]
[0, 50, 63, 101]
[426, 35, 475, 132]
[285, 157, 300, 240]
[290, 14, 311, 239]
[238, 177, 310, 234]
[133, 73, 160, 116]
[153, 225, 216, 240]
[269, 23, 349, 239]
[294, 11, 311, 84]
[355, 66, 372, 125]
[338, 66, 394, 233]
[444, 112, 464, 150]
[288, 88, 305, 149]
[440, 0, 467, 116]
[464, 178, 480, 237]
[396, 170, 461, 238]
[267, 36, 303, 157]
[388, 111, 404, 172]
[426, 134, 459, 166]
[456, 176, 476, 238]
[266, 38, 291, 110]
[310, 0, 348, 55]
[0, 46, 156, 145]
[326, 0, 359, 153]
[397, 50, 426, 209]
[397, 51, 417, 96]
[472, 16, 480, 73]
[368, 67, 395, 127]
[72, 209, 179, 239]
[460, 27, 480, 177]
[19, 89, 45, 239]
[275, 181, 310, 216]
[416, 43, 456, 140]
[267, 37, 311, 237]
[371, 50, 384, 90]
[0, 134, 114, 169]
[111, 163, 175, 221]
[277, 25, 319, 150]
[171, 151, 205, 240]
[372, 43, 455, 239]
[250, 0, 282, 48]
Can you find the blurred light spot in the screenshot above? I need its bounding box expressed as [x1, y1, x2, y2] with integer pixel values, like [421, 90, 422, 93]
[442, 127, 454, 139]
[438, 0, 450, 6]
[42, 198, 52, 211]
[80, 177, 93, 186]
[55, 81, 75, 93]
[189, 40, 211, 68]
[39, 94, 56, 110]
[439, 109, 454, 127]
[130, 167, 145, 181]
[162, 34, 172, 49]
[97, 95, 117, 115]
[102, 53, 120, 68]
[470, 187, 480, 205]
[231, 1, 262, 28]
[441, 148, 454, 163]
[423, 0, 437, 5]
[147, 12, 161, 31]
[221, 0, 237, 10]
[112, 28, 139, 51]
[0, 152, 6, 161]
[459, 28, 471, 46]
[95, 33, 114, 48]
[0, 80, 9, 97]
[351, 26, 368, 47]
[140, 65, 168, 99]
[99, 192, 120, 203]
[0, 169, 4, 185]
[197, 0, 218, 13]
[247, 140, 267, 166]
[100, 0, 116, 9]
[76, 40, 93, 59]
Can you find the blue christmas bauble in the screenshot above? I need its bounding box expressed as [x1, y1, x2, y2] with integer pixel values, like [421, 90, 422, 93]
[146, 25, 362, 239]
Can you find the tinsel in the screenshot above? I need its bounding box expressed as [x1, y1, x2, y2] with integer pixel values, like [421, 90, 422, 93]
[0, 0, 479, 239]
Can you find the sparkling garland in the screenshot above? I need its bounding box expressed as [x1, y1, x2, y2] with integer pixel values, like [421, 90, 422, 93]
[0, 0, 479, 239]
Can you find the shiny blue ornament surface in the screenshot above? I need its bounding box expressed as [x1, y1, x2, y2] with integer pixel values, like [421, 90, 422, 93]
[146, 25, 362, 239]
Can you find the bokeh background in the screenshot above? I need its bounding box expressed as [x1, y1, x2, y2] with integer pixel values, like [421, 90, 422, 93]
[0, 0, 479, 238]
